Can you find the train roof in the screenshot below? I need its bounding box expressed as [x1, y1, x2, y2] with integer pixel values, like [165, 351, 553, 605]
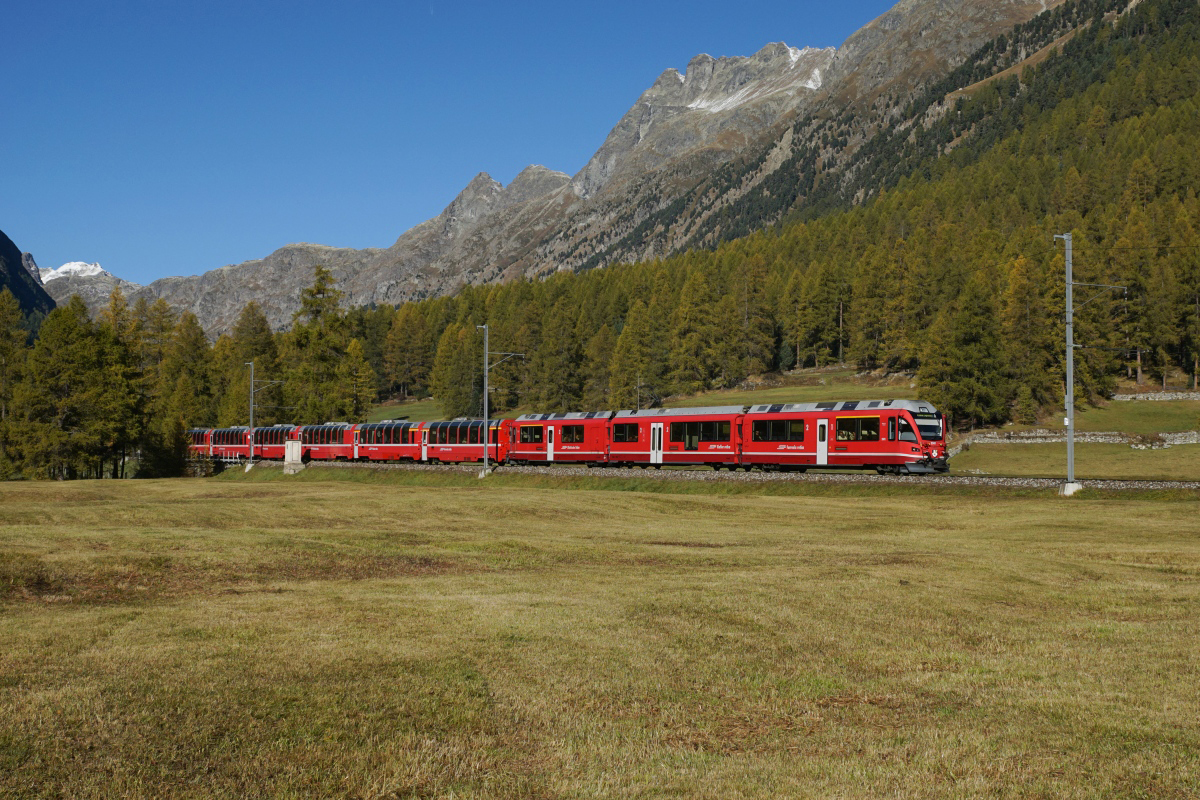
[516, 411, 613, 421]
[613, 406, 744, 419]
[746, 399, 941, 414]
[426, 418, 505, 426]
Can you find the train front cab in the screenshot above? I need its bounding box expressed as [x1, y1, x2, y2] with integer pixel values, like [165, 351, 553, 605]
[743, 400, 947, 474]
[422, 419, 507, 464]
[508, 412, 611, 465]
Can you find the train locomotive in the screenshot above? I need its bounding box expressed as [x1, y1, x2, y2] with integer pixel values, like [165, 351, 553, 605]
[189, 398, 949, 475]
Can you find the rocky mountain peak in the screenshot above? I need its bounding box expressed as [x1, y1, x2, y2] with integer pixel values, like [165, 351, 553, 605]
[21, 252, 41, 284]
[571, 41, 834, 199]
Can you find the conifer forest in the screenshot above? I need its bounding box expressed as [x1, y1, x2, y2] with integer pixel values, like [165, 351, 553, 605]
[2, 0, 1200, 478]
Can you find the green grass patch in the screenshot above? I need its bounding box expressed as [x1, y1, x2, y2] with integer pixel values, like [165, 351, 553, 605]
[952, 441, 1200, 480]
[1065, 400, 1199, 435]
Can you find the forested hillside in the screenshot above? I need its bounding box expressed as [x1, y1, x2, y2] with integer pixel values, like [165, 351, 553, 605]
[2, 0, 1199, 478]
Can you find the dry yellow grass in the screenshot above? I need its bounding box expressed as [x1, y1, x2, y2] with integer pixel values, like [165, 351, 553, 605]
[1, 475, 1198, 798]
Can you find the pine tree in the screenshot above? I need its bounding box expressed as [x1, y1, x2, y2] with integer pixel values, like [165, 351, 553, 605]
[1000, 255, 1059, 410]
[527, 297, 580, 411]
[383, 304, 432, 399]
[668, 269, 716, 394]
[338, 338, 377, 420]
[918, 282, 1010, 430]
[0, 290, 27, 476]
[429, 323, 480, 419]
[609, 300, 654, 409]
[580, 324, 616, 408]
[280, 267, 350, 423]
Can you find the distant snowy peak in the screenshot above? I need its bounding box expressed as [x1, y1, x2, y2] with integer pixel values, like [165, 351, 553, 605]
[40, 262, 107, 282]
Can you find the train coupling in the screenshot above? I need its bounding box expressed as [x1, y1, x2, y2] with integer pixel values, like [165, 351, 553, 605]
[903, 457, 950, 474]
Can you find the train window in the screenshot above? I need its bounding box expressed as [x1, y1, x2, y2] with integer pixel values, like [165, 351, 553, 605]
[752, 419, 803, 442]
[490, 427, 498, 445]
[818, 424, 826, 443]
[562, 425, 584, 443]
[912, 412, 944, 441]
[670, 422, 703, 450]
[467, 425, 477, 445]
[613, 423, 639, 443]
[835, 417, 880, 442]
[888, 418, 896, 441]
[440, 427, 450, 445]
[696, 421, 729, 442]
[898, 418, 918, 443]
[519, 426, 543, 444]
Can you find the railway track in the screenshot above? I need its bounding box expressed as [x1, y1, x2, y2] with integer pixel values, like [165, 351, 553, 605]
[258, 459, 1200, 492]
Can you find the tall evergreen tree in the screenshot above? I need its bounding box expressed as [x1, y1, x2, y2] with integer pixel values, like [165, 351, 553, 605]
[918, 281, 1009, 429]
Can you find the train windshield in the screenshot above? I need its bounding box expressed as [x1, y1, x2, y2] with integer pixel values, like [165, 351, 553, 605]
[911, 412, 944, 441]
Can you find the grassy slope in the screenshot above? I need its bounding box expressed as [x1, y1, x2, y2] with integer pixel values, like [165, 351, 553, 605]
[2, 475, 1197, 798]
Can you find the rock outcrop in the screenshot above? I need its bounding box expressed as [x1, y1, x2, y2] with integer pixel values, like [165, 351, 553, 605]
[0, 230, 55, 321]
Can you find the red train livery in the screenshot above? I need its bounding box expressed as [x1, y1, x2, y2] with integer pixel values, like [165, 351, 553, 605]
[188, 398, 948, 474]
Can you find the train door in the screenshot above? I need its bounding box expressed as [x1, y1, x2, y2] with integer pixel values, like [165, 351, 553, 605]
[650, 422, 664, 465]
[816, 419, 829, 465]
[352, 430, 359, 460]
[546, 426, 555, 462]
[421, 428, 428, 461]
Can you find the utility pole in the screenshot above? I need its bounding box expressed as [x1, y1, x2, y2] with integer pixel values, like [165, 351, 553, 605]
[476, 325, 523, 476]
[1055, 233, 1125, 496]
[246, 361, 254, 459]
[245, 360, 285, 462]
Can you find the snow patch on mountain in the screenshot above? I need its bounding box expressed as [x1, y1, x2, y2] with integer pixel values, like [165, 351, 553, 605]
[40, 262, 106, 282]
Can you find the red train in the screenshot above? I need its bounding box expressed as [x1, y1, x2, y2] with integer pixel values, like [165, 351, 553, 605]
[189, 399, 949, 474]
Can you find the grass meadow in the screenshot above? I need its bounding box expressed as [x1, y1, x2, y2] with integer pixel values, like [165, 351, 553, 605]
[2, 472, 1197, 798]
[953, 442, 1200, 480]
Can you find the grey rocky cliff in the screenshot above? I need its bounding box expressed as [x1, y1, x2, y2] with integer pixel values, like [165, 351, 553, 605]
[22, 252, 42, 285]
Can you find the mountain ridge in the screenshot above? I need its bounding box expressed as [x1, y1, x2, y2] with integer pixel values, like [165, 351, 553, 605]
[44, 0, 1068, 334]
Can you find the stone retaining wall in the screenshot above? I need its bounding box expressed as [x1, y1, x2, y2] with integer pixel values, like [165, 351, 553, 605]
[1111, 391, 1200, 401]
[947, 429, 1200, 458]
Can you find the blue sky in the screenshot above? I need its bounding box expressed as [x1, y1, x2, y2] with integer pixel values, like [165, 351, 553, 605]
[3, 0, 896, 285]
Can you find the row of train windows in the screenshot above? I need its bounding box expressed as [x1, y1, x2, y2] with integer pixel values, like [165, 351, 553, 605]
[517, 425, 584, 444]
[255, 429, 289, 445]
[669, 420, 732, 450]
[190, 431, 207, 445]
[302, 428, 345, 445]
[752, 419, 804, 442]
[432, 425, 497, 445]
[360, 426, 412, 445]
[212, 430, 244, 446]
[832, 416, 918, 443]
